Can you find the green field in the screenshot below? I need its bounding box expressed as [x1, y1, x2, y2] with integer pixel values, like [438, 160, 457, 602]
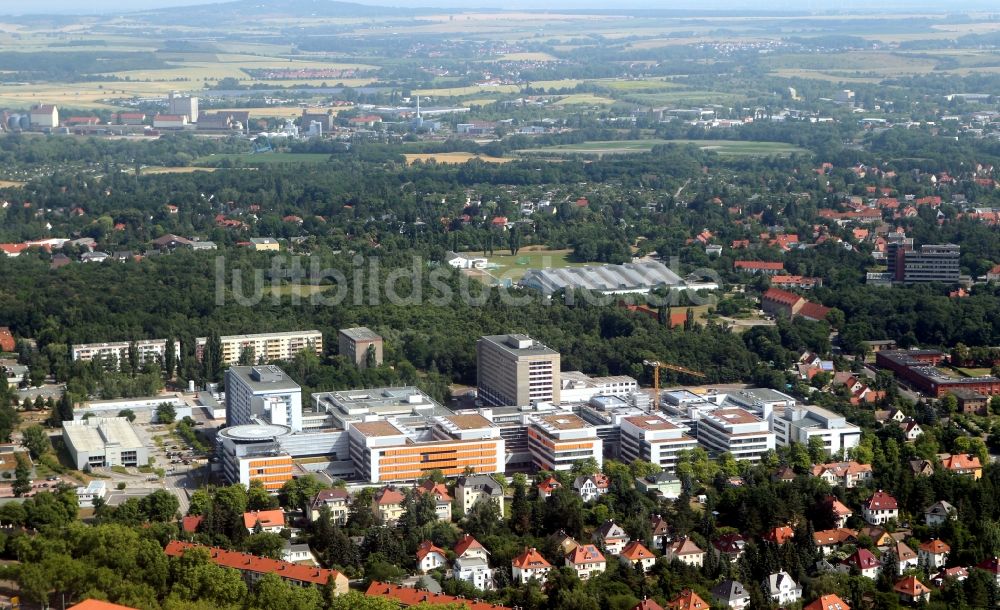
[520, 139, 808, 157]
[460, 247, 587, 282]
[195, 153, 332, 166]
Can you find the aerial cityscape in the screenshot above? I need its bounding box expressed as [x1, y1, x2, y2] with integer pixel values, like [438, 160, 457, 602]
[0, 1, 999, 610]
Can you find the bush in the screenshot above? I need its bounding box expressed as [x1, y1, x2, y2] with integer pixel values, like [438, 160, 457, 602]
[116, 482, 126, 490]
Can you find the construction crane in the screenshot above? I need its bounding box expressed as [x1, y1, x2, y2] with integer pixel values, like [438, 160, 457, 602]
[643, 360, 707, 410]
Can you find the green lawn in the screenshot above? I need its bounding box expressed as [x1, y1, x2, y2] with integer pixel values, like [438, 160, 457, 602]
[520, 139, 807, 157]
[954, 367, 994, 378]
[460, 248, 587, 281]
[194, 152, 332, 166]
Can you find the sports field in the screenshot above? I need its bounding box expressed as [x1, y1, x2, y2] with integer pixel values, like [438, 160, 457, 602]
[460, 247, 586, 282]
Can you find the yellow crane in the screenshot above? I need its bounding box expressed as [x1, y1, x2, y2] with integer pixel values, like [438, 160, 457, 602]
[643, 359, 707, 410]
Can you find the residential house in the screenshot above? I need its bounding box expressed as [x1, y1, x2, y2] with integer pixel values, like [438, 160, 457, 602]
[893, 541, 919, 575]
[455, 475, 505, 519]
[282, 542, 315, 565]
[537, 475, 561, 498]
[918, 539, 950, 570]
[372, 487, 406, 525]
[365, 582, 511, 610]
[711, 533, 746, 562]
[619, 541, 656, 573]
[939, 453, 983, 479]
[764, 525, 795, 546]
[416, 540, 448, 573]
[573, 473, 610, 502]
[844, 548, 882, 579]
[664, 537, 705, 567]
[862, 491, 898, 525]
[826, 496, 853, 528]
[416, 480, 453, 522]
[810, 461, 873, 488]
[249, 237, 280, 252]
[710, 580, 750, 609]
[453, 534, 494, 591]
[930, 566, 968, 587]
[909, 459, 935, 477]
[893, 576, 931, 604]
[309, 489, 350, 525]
[804, 594, 851, 610]
[243, 509, 285, 534]
[734, 260, 785, 275]
[765, 571, 802, 605]
[164, 541, 348, 593]
[924, 500, 956, 526]
[511, 547, 551, 584]
[593, 520, 630, 555]
[814, 528, 858, 556]
[631, 600, 665, 610]
[565, 544, 606, 580]
[666, 589, 709, 610]
[548, 530, 579, 556]
[899, 418, 923, 442]
[650, 514, 671, 550]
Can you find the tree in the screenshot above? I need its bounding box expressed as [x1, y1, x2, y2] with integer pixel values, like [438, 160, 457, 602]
[164, 338, 177, 379]
[139, 489, 181, 522]
[279, 476, 323, 513]
[0, 404, 20, 443]
[22, 425, 50, 459]
[118, 409, 137, 422]
[12, 453, 31, 497]
[248, 480, 280, 511]
[156, 402, 176, 424]
[243, 532, 286, 560]
[991, 395, 1000, 416]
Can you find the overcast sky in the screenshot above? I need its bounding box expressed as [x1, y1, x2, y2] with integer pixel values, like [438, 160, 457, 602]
[10, 0, 997, 14]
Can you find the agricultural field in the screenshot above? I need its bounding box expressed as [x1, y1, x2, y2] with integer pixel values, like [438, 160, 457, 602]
[519, 139, 808, 157]
[404, 153, 512, 165]
[552, 94, 617, 106]
[135, 166, 217, 175]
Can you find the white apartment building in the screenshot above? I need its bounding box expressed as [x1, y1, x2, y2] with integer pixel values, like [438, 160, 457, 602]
[71, 339, 179, 367]
[527, 413, 602, 471]
[772, 405, 862, 456]
[198, 330, 322, 366]
[619, 413, 698, 473]
[225, 365, 303, 432]
[697, 408, 776, 463]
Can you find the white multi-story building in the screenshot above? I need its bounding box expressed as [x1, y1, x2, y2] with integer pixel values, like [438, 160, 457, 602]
[71, 339, 179, 367]
[167, 91, 199, 122]
[217, 423, 294, 493]
[198, 330, 322, 366]
[696, 408, 776, 463]
[527, 413, 602, 471]
[559, 371, 638, 404]
[29, 104, 59, 129]
[619, 413, 699, 473]
[225, 365, 303, 432]
[862, 490, 899, 525]
[765, 572, 802, 605]
[772, 405, 862, 456]
[453, 535, 494, 591]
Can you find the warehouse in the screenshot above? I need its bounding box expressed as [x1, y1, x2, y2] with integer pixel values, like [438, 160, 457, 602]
[62, 417, 148, 470]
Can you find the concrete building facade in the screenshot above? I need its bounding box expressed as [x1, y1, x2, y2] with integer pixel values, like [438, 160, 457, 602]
[225, 365, 303, 432]
[477, 334, 560, 406]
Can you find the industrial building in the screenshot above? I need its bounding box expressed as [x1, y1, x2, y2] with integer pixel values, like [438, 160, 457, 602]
[476, 334, 561, 407]
[62, 417, 148, 470]
[225, 365, 304, 432]
[167, 92, 199, 122]
[520, 260, 699, 296]
[338, 327, 384, 369]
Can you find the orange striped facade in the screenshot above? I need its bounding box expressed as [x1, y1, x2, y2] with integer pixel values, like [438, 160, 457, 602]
[247, 456, 294, 491]
[376, 440, 502, 482]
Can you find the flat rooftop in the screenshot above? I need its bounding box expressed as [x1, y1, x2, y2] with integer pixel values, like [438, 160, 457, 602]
[444, 414, 494, 430]
[222, 330, 321, 341]
[706, 408, 762, 426]
[339, 327, 381, 341]
[228, 365, 301, 392]
[520, 260, 683, 294]
[63, 417, 144, 452]
[535, 413, 589, 430]
[351, 420, 405, 438]
[480, 334, 558, 358]
[624, 415, 679, 431]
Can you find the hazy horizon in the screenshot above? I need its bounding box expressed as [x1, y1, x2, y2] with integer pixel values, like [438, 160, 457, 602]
[10, 0, 1000, 15]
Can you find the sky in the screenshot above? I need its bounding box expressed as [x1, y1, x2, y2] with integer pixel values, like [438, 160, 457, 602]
[10, 0, 998, 13]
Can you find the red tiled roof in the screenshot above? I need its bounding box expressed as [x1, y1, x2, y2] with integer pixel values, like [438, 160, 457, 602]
[803, 594, 851, 610]
[566, 544, 605, 565]
[415, 540, 447, 561]
[941, 453, 981, 471]
[375, 486, 405, 505]
[735, 260, 784, 271]
[865, 490, 898, 511]
[417, 480, 452, 501]
[846, 548, 880, 570]
[242, 509, 284, 530]
[454, 534, 486, 557]
[762, 287, 803, 306]
[181, 515, 203, 533]
[799, 301, 832, 321]
[667, 590, 709, 610]
[68, 601, 139, 610]
[632, 600, 665, 610]
[512, 547, 551, 569]
[620, 540, 655, 561]
[366, 582, 510, 610]
[894, 576, 930, 597]
[165, 541, 344, 586]
[920, 539, 950, 554]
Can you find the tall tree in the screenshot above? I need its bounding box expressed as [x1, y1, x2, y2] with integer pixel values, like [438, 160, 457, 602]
[13, 453, 31, 497]
[164, 337, 176, 379]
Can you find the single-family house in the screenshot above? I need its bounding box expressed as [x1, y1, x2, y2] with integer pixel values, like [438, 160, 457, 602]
[416, 480, 453, 522]
[939, 453, 983, 479]
[844, 548, 882, 579]
[711, 533, 746, 561]
[826, 496, 853, 528]
[511, 547, 551, 584]
[309, 489, 350, 525]
[976, 556, 1000, 586]
[804, 594, 851, 610]
[765, 571, 802, 605]
[862, 490, 898, 525]
[565, 544, 606, 580]
[664, 537, 705, 567]
[453, 534, 494, 591]
[372, 487, 406, 525]
[243, 509, 285, 534]
[711, 580, 750, 610]
[650, 514, 670, 550]
[537, 475, 562, 498]
[455, 475, 505, 518]
[593, 520, 630, 555]
[415, 540, 448, 573]
[893, 541, 919, 575]
[813, 528, 858, 556]
[619, 541, 656, 573]
[918, 539, 950, 570]
[573, 473, 610, 502]
[893, 576, 931, 604]
[666, 589, 709, 610]
[924, 500, 956, 526]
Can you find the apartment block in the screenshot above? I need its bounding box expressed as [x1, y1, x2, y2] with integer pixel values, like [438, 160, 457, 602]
[198, 330, 322, 366]
[225, 365, 303, 432]
[526, 413, 602, 471]
[338, 327, 384, 368]
[477, 334, 560, 406]
[619, 413, 698, 473]
[887, 243, 960, 284]
[71, 339, 179, 366]
[697, 408, 776, 463]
